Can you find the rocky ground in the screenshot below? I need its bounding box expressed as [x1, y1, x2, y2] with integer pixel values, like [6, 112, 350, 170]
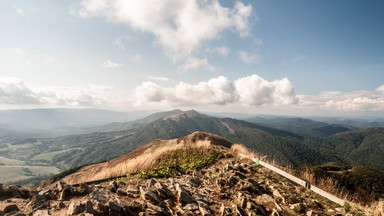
[1, 150, 375, 216]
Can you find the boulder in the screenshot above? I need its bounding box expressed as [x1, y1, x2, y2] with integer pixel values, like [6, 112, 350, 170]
[38, 190, 56, 200]
[197, 201, 211, 216]
[2, 204, 19, 213]
[116, 181, 126, 188]
[175, 183, 195, 205]
[146, 203, 170, 216]
[154, 182, 173, 199]
[28, 194, 47, 209]
[89, 190, 107, 203]
[83, 200, 94, 214]
[32, 210, 50, 216]
[116, 188, 127, 196]
[67, 201, 84, 215]
[126, 186, 140, 198]
[108, 181, 117, 193]
[146, 179, 158, 188]
[139, 187, 164, 206]
[108, 200, 122, 213]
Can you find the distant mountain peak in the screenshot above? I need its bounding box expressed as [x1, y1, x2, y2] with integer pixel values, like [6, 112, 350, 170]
[164, 109, 207, 121]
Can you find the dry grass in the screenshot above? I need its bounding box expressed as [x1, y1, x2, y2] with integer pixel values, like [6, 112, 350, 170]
[298, 167, 349, 200]
[61, 132, 223, 185]
[231, 143, 256, 158]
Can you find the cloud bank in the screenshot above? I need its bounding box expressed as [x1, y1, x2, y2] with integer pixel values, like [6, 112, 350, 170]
[0, 78, 40, 104]
[71, 0, 252, 69]
[1, 76, 383, 114]
[0, 77, 118, 107]
[133, 75, 298, 107]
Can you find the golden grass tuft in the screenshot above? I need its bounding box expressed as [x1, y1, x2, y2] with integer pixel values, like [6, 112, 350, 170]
[231, 143, 256, 158]
[62, 134, 220, 185]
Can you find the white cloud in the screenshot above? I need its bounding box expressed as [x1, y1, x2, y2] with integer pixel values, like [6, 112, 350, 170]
[180, 57, 215, 71]
[0, 78, 40, 104]
[71, 0, 252, 65]
[1, 76, 383, 114]
[234, 75, 298, 106]
[298, 86, 384, 112]
[102, 60, 122, 68]
[0, 77, 123, 108]
[147, 76, 170, 82]
[35, 85, 113, 107]
[133, 74, 298, 107]
[238, 51, 259, 64]
[376, 84, 384, 92]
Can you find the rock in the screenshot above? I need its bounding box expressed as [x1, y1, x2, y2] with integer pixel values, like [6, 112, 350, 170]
[56, 181, 67, 191]
[116, 188, 127, 196]
[57, 202, 66, 209]
[197, 201, 211, 216]
[154, 182, 173, 199]
[4, 212, 26, 216]
[335, 207, 345, 214]
[184, 203, 199, 211]
[290, 203, 306, 214]
[139, 186, 163, 206]
[146, 179, 158, 188]
[220, 204, 232, 216]
[83, 200, 94, 213]
[255, 194, 274, 205]
[79, 184, 93, 194]
[264, 201, 277, 212]
[32, 210, 50, 216]
[186, 176, 201, 187]
[233, 204, 247, 216]
[116, 180, 126, 188]
[271, 187, 284, 203]
[175, 183, 195, 205]
[306, 210, 313, 216]
[108, 181, 117, 193]
[58, 189, 67, 201]
[246, 201, 255, 210]
[146, 203, 170, 216]
[79, 213, 94, 216]
[240, 197, 247, 209]
[2, 204, 19, 213]
[109, 200, 122, 213]
[192, 170, 203, 179]
[89, 190, 107, 203]
[94, 201, 108, 215]
[67, 201, 84, 215]
[38, 190, 56, 200]
[8, 187, 21, 199]
[28, 194, 47, 209]
[126, 186, 140, 198]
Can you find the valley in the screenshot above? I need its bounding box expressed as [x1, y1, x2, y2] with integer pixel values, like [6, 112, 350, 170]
[0, 109, 383, 188]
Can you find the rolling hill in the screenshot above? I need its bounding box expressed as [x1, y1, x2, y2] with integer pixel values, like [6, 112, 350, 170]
[2, 109, 384, 185]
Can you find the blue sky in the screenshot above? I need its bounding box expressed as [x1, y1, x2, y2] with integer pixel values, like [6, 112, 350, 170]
[0, 0, 383, 116]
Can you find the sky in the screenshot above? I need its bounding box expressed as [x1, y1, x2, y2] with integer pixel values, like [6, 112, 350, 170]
[0, 0, 383, 117]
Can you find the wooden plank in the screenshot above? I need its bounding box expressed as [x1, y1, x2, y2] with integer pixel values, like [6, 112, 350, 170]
[238, 153, 345, 206]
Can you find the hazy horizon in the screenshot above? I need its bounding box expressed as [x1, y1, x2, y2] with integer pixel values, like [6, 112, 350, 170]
[1, 1, 383, 117]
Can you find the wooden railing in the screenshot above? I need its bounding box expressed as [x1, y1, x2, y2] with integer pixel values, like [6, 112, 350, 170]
[238, 153, 345, 206]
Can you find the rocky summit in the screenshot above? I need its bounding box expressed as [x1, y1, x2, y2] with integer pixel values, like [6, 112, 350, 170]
[0, 132, 381, 215]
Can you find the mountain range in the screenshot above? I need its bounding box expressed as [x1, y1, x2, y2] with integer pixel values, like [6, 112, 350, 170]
[0, 109, 383, 186]
[2, 131, 379, 215]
